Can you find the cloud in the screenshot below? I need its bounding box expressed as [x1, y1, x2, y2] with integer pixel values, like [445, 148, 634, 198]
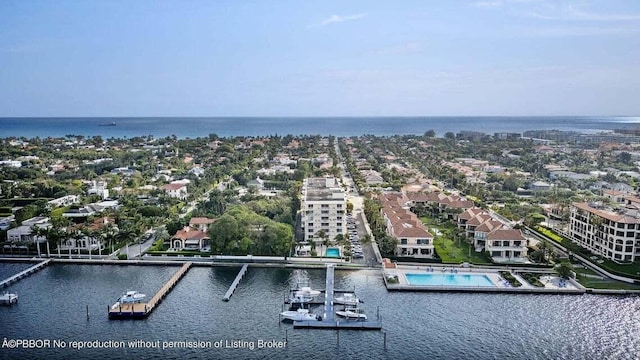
[314, 13, 366, 27]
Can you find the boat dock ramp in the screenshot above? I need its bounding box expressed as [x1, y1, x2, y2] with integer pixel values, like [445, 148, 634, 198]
[0, 259, 51, 289]
[223, 263, 248, 301]
[108, 261, 192, 319]
[291, 264, 382, 330]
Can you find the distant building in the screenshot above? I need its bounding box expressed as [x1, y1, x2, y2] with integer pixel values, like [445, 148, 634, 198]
[529, 181, 553, 192]
[300, 177, 346, 242]
[47, 195, 80, 208]
[494, 132, 522, 140]
[189, 217, 216, 232]
[163, 183, 188, 200]
[247, 177, 265, 190]
[88, 180, 109, 199]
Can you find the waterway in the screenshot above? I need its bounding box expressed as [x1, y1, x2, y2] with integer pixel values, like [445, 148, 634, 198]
[1, 263, 639, 359]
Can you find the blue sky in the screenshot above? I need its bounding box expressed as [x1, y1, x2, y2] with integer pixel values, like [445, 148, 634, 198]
[1, 0, 639, 116]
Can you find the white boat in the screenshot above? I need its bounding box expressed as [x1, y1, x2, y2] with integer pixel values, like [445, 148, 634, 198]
[334, 293, 361, 306]
[336, 306, 367, 320]
[294, 286, 321, 298]
[289, 293, 314, 304]
[118, 291, 146, 304]
[280, 308, 321, 322]
[0, 292, 18, 305]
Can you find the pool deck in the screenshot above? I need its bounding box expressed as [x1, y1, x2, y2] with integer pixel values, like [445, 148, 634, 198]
[384, 265, 585, 294]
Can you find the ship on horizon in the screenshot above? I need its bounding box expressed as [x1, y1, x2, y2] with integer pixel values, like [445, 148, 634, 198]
[99, 121, 116, 126]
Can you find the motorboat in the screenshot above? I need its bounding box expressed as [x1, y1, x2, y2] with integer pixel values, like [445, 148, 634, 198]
[336, 306, 367, 320]
[0, 292, 18, 305]
[334, 293, 362, 306]
[294, 286, 321, 298]
[288, 293, 314, 305]
[280, 308, 322, 322]
[118, 290, 146, 304]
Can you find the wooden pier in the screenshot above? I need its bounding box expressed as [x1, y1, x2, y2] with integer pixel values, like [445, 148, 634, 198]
[0, 259, 51, 288]
[293, 264, 382, 330]
[223, 263, 248, 301]
[108, 262, 192, 319]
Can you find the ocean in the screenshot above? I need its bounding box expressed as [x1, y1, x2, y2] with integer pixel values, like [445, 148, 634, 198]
[1, 264, 639, 360]
[1, 116, 640, 139]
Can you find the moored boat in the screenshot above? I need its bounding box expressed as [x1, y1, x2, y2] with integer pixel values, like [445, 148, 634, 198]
[336, 306, 367, 320]
[280, 308, 322, 322]
[334, 293, 361, 306]
[114, 290, 146, 306]
[0, 292, 18, 306]
[294, 286, 321, 298]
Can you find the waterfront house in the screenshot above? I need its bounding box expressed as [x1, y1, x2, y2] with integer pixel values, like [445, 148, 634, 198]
[473, 219, 503, 252]
[59, 217, 115, 253]
[379, 193, 435, 258]
[171, 227, 210, 251]
[7, 217, 51, 244]
[485, 229, 528, 263]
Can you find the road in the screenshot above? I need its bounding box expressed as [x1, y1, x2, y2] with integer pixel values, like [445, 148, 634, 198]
[117, 231, 158, 259]
[335, 141, 378, 266]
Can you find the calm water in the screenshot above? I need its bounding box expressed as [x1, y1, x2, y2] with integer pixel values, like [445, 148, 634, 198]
[1, 263, 639, 359]
[2, 116, 640, 139]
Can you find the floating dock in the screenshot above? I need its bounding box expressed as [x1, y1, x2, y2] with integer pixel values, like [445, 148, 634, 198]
[223, 263, 248, 301]
[293, 264, 382, 330]
[108, 262, 192, 319]
[0, 259, 51, 288]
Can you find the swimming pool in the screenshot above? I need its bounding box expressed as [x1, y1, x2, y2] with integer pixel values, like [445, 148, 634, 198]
[326, 247, 340, 258]
[405, 273, 496, 287]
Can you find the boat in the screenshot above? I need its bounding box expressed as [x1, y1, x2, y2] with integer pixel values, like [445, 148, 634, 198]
[0, 292, 18, 306]
[294, 286, 321, 298]
[336, 306, 367, 320]
[334, 293, 362, 306]
[280, 308, 322, 322]
[99, 122, 116, 126]
[118, 290, 146, 304]
[288, 293, 315, 305]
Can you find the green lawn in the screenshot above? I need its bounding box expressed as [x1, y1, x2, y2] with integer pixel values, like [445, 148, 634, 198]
[432, 232, 491, 265]
[423, 216, 491, 265]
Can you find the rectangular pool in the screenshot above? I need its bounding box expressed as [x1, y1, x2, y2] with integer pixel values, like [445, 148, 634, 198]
[326, 247, 341, 258]
[405, 273, 496, 287]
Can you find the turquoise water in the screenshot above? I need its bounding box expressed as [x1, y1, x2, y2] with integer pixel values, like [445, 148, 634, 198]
[0, 116, 633, 139]
[405, 273, 496, 287]
[326, 248, 340, 258]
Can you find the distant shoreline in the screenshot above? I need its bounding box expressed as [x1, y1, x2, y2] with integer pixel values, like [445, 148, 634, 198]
[1, 116, 637, 139]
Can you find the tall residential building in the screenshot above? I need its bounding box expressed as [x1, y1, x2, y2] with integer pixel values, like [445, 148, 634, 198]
[300, 177, 346, 242]
[570, 202, 640, 263]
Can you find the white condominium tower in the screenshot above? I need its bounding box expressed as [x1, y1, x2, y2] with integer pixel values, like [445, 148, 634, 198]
[301, 177, 347, 242]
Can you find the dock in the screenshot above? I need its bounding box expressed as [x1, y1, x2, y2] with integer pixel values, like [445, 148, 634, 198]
[223, 263, 248, 301]
[293, 264, 382, 330]
[108, 261, 192, 319]
[0, 259, 51, 288]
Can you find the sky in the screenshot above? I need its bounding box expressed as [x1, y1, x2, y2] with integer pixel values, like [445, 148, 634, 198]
[0, 0, 639, 117]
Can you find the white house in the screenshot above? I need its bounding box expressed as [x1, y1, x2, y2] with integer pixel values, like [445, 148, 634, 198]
[163, 183, 188, 200]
